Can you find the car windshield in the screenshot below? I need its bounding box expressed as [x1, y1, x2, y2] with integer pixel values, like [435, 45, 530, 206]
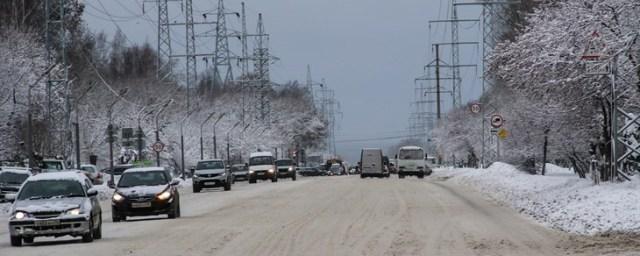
[112, 166, 133, 175]
[330, 165, 340, 171]
[0, 172, 29, 185]
[399, 149, 424, 160]
[118, 171, 168, 188]
[231, 165, 247, 172]
[275, 160, 293, 166]
[41, 161, 64, 171]
[196, 161, 224, 170]
[17, 180, 85, 200]
[250, 156, 273, 165]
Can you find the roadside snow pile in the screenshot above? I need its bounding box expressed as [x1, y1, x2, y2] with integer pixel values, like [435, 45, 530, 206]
[438, 163, 640, 235]
[0, 202, 11, 216]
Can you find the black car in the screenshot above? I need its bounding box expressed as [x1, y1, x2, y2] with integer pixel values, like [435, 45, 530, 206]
[298, 167, 323, 176]
[110, 167, 181, 222]
[0, 168, 31, 202]
[230, 164, 249, 181]
[102, 164, 135, 176]
[275, 159, 297, 180]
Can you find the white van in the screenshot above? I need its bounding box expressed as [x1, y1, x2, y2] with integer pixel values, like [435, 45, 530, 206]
[359, 148, 388, 178]
[396, 146, 431, 179]
[248, 152, 278, 183]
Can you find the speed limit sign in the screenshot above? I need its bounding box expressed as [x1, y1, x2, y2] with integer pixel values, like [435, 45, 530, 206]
[152, 142, 165, 153]
[470, 103, 481, 114]
[490, 114, 505, 128]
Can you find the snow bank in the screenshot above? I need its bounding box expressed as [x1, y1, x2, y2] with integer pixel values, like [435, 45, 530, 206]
[436, 163, 640, 235]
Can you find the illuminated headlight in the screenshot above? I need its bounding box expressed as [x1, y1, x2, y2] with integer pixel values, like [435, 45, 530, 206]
[220, 172, 227, 176]
[156, 190, 172, 201]
[14, 211, 28, 220]
[65, 208, 82, 216]
[268, 169, 275, 173]
[112, 193, 125, 202]
[193, 174, 199, 178]
[288, 167, 294, 171]
[249, 170, 255, 174]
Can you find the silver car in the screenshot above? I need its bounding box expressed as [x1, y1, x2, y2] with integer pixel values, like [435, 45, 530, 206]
[6, 171, 102, 246]
[192, 159, 233, 192]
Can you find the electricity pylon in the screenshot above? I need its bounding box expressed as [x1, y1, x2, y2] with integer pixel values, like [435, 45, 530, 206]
[213, 0, 234, 87]
[254, 13, 272, 122]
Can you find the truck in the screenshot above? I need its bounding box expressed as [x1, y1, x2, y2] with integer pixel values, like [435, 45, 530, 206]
[396, 146, 432, 179]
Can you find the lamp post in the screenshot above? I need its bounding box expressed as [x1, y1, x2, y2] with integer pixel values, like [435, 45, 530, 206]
[212, 113, 226, 159]
[200, 111, 217, 160]
[108, 88, 129, 185]
[180, 108, 198, 179]
[226, 121, 242, 165]
[292, 134, 303, 166]
[239, 123, 250, 162]
[135, 101, 157, 162]
[154, 99, 174, 167]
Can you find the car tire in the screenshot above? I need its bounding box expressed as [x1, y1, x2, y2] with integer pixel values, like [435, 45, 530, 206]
[112, 211, 121, 222]
[224, 181, 231, 191]
[399, 174, 405, 179]
[23, 237, 34, 244]
[193, 183, 201, 193]
[82, 221, 94, 243]
[418, 173, 425, 179]
[10, 236, 22, 247]
[271, 176, 278, 182]
[249, 176, 257, 184]
[93, 218, 103, 239]
[360, 174, 365, 179]
[292, 174, 297, 181]
[168, 204, 178, 219]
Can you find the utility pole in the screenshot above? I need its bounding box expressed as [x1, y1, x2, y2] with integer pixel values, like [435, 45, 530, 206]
[143, 0, 178, 79]
[184, 0, 196, 111]
[45, 0, 70, 158]
[435, 44, 442, 120]
[254, 13, 273, 122]
[212, 0, 235, 87]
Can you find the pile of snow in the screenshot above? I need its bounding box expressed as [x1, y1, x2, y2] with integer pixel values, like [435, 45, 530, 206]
[0, 202, 10, 216]
[437, 163, 640, 235]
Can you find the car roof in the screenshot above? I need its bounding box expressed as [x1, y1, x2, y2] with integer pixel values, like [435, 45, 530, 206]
[122, 167, 166, 174]
[250, 152, 273, 157]
[400, 146, 423, 150]
[26, 171, 87, 184]
[198, 159, 224, 162]
[362, 148, 382, 151]
[0, 168, 32, 175]
[276, 159, 293, 161]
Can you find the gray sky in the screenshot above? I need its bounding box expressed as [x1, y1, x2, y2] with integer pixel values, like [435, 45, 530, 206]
[84, 0, 483, 163]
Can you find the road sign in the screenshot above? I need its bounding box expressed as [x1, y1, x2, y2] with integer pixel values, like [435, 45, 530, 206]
[490, 114, 505, 128]
[497, 128, 509, 140]
[152, 142, 165, 153]
[470, 103, 481, 114]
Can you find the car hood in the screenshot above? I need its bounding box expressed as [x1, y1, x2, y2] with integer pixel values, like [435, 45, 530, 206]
[117, 185, 167, 197]
[0, 184, 21, 191]
[249, 165, 274, 171]
[13, 197, 86, 213]
[194, 169, 225, 175]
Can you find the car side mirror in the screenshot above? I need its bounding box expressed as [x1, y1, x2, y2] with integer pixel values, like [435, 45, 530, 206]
[395, 154, 398, 159]
[107, 180, 116, 189]
[5, 193, 16, 202]
[87, 188, 98, 197]
[170, 179, 180, 186]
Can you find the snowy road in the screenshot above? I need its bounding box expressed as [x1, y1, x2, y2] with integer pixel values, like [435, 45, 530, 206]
[0, 176, 632, 255]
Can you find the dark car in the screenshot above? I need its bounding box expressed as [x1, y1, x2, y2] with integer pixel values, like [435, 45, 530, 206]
[275, 159, 297, 180]
[110, 167, 181, 222]
[7, 172, 102, 246]
[0, 168, 31, 202]
[102, 164, 135, 176]
[298, 167, 322, 176]
[230, 164, 249, 181]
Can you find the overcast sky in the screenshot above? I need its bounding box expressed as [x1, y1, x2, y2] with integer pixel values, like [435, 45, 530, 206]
[84, 0, 483, 162]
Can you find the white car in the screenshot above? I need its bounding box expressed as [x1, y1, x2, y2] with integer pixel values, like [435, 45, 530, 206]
[248, 152, 278, 183]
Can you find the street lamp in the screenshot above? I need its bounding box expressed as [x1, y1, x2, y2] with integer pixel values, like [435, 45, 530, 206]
[154, 99, 174, 167]
[212, 113, 226, 159]
[226, 121, 242, 165]
[135, 102, 156, 161]
[180, 107, 198, 179]
[108, 88, 129, 185]
[292, 134, 304, 166]
[238, 123, 251, 162]
[200, 111, 217, 160]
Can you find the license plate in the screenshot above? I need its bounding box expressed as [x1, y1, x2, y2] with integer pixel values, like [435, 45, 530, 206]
[35, 219, 60, 226]
[204, 182, 217, 186]
[131, 202, 152, 208]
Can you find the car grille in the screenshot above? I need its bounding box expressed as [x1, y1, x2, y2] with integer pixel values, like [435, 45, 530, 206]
[32, 211, 62, 219]
[129, 196, 154, 202]
[199, 173, 221, 178]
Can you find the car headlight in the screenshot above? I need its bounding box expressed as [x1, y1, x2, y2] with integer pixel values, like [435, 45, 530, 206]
[14, 211, 28, 220]
[268, 169, 275, 173]
[112, 193, 125, 202]
[249, 170, 254, 174]
[65, 208, 82, 216]
[156, 190, 172, 201]
[193, 174, 199, 178]
[220, 172, 227, 176]
[289, 167, 293, 171]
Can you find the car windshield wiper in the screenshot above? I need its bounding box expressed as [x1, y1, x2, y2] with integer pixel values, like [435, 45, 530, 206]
[27, 196, 51, 200]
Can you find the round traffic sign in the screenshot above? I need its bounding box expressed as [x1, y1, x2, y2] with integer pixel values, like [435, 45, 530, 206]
[490, 114, 505, 128]
[470, 103, 481, 114]
[152, 142, 165, 153]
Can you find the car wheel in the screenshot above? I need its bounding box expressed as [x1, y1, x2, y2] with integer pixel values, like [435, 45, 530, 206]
[93, 217, 103, 239]
[177, 203, 181, 218]
[10, 236, 22, 247]
[168, 203, 178, 219]
[292, 174, 297, 181]
[249, 177, 256, 184]
[193, 183, 201, 193]
[271, 176, 278, 183]
[224, 181, 231, 191]
[360, 174, 365, 179]
[82, 220, 94, 243]
[418, 173, 425, 179]
[399, 174, 405, 179]
[23, 237, 34, 244]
